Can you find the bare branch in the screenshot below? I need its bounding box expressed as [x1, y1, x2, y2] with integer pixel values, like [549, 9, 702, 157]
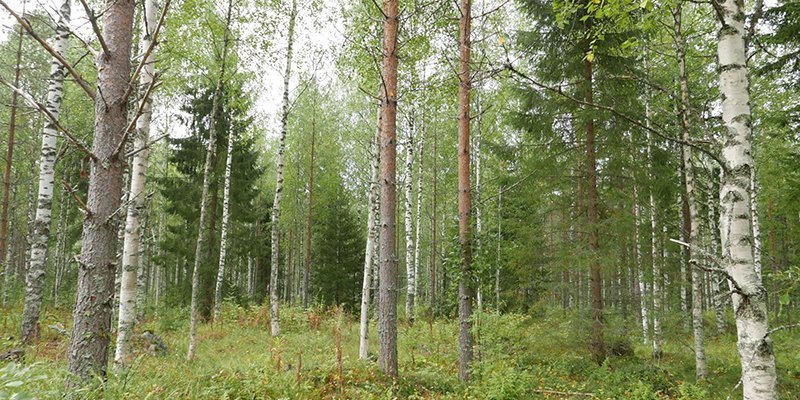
[125, 133, 169, 158]
[125, 0, 172, 101]
[78, 0, 111, 56]
[0, 0, 96, 100]
[113, 73, 161, 158]
[62, 179, 92, 216]
[0, 74, 96, 160]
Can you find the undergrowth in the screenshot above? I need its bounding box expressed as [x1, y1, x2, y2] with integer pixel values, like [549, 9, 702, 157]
[0, 303, 798, 399]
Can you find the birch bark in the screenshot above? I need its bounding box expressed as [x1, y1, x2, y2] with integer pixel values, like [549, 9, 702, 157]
[716, 0, 777, 395]
[20, 0, 69, 344]
[272, 0, 297, 335]
[114, 0, 158, 368]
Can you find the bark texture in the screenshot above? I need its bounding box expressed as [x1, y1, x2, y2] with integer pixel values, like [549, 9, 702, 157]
[273, 0, 297, 334]
[716, 0, 777, 396]
[359, 110, 381, 360]
[457, 0, 474, 382]
[20, 0, 70, 344]
[114, 0, 157, 368]
[378, 0, 399, 378]
[67, 0, 135, 383]
[213, 125, 235, 322]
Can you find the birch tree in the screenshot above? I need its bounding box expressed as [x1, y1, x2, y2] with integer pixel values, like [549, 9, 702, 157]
[403, 119, 415, 321]
[715, 0, 777, 395]
[19, 0, 69, 345]
[213, 122, 236, 322]
[271, 0, 297, 335]
[114, 0, 159, 369]
[188, 0, 233, 361]
[674, 2, 706, 379]
[359, 114, 380, 360]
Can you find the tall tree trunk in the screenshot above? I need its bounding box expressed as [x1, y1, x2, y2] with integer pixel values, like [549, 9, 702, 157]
[359, 110, 380, 360]
[274, 0, 297, 332]
[456, 0, 474, 382]
[19, 0, 69, 344]
[187, 0, 233, 361]
[750, 169, 762, 280]
[716, 0, 778, 395]
[114, 0, 158, 367]
[585, 58, 605, 364]
[430, 124, 437, 312]
[0, 0, 26, 287]
[403, 118, 415, 321]
[647, 124, 662, 359]
[633, 182, 648, 344]
[303, 91, 316, 310]
[413, 125, 424, 310]
[675, 3, 707, 379]
[212, 120, 235, 322]
[67, 0, 135, 383]
[495, 187, 502, 308]
[378, 0, 399, 378]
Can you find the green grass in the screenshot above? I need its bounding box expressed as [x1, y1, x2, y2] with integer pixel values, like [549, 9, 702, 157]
[1, 303, 798, 399]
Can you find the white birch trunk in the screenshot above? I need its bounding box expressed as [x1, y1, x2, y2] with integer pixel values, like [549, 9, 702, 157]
[717, 0, 777, 395]
[750, 168, 762, 280]
[270, 0, 297, 336]
[359, 120, 380, 360]
[412, 127, 424, 310]
[113, 0, 157, 368]
[675, 4, 707, 379]
[213, 128, 235, 322]
[403, 122, 415, 320]
[188, 0, 233, 361]
[633, 184, 648, 344]
[19, 0, 70, 344]
[647, 128, 662, 358]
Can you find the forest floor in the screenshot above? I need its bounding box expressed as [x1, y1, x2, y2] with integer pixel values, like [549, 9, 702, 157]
[1, 303, 798, 399]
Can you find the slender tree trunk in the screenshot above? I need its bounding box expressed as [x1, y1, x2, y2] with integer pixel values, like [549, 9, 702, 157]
[495, 187, 502, 309]
[633, 183, 648, 344]
[0, 0, 26, 286]
[647, 125, 662, 359]
[67, 0, 135, 383]
[378, 0, 399, 378]
[750, 169, 762, 280]
[135, 215, 149, 321]
[359, 111, 380, 360]
[187, 0, 233, 361]
[303, 92, 316, 310]
[273, 0, 297, 333]
[457, 0, 474, 382]
[403, 118, 415, 321]
[19, 0, 69, 343]
[413, 125, 424, 310]
[114, 0, 158, 367]
[675, 3, 707, 379]
[585, 58, 605, 364]
[430, 126, 437, 312]
[212, 120, 235, 322]
[717, 0, 778, 395]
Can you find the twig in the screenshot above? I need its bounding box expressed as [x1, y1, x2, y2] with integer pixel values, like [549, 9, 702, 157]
[113, 73, 161, 158]
[0, 0, 96, 100]
[78, 0, 111, 57]
[0, 75, 96, 160]
[61, 179, 91, 216]
[669, 238, 745, 296]
[125, 0, 172, 101]
[126, 133, 169, 158]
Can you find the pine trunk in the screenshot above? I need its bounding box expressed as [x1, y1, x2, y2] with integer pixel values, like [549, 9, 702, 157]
[67, 0, 135, 383]
[19, 0, 69, 344]
[457, 0, 474, 382]
[378, 0, 399, 378]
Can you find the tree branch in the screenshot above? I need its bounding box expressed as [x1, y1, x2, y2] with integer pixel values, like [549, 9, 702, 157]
[77, 0, 111, 57]
[125, 0, 172, 101]
[0, 74, 96, 160]
[0, 0, 96, 100]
